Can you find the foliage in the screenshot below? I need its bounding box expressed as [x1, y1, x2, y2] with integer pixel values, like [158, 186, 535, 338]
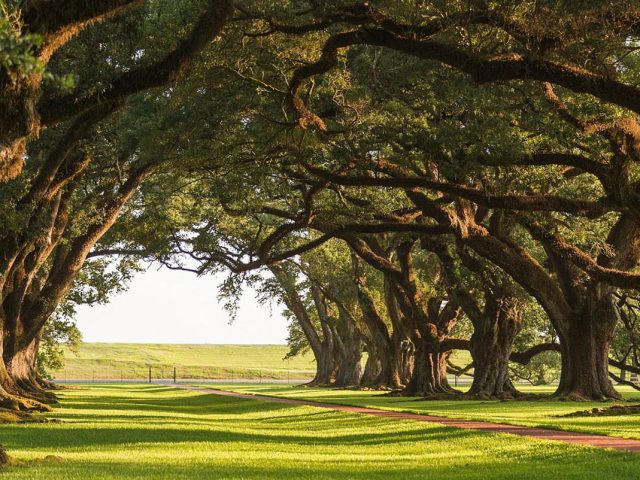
[37, 308, 81, 379]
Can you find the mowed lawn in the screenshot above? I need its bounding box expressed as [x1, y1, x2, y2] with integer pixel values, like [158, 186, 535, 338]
[2, 385, 640, 479]
[52, 343, 316, 381]
[212, 384, 640, 441]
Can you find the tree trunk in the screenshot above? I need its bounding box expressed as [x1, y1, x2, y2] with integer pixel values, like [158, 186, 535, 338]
[310, 345, 337, 386]
[467, 296, 521, 399]
[384, 274, 413, 387]
[631, 356, 639, 384]
[0, 320, 43, 412]
[334, 322, 363, 387]
[307, 287, 338, 386]
[0, 328, 18, 411]
[619, 367, 627, 384]
[361, 342, 382, 386]
[4, 335, 55, 405]
[403, 339, 453, 397]
[351, 255, 403, 389]
[555, 288, 620, 400]
[395, 337, 414, 385]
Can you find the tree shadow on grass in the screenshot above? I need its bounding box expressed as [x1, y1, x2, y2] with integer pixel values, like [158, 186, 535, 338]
[4, 385, 640, 480]
[2, 418, 478, 450]
[56, 390, 293, 416]
[4, 447, 638, 480]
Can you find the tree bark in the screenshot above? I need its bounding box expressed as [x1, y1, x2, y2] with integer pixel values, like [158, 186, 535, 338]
[310, 286, 339, 385]
[3, 335, 53, 404]
[351, 253, 403, 388]
[403, 339, 453, 396]
[0, 320, 17, 410]
[333, 316, 363, 387]
[361, 341, 382, 386]
[0, 318, 44, 412]
[467, 295, 521, 399]
[384, 276, 414, 385]
[555, 287, 620, 400]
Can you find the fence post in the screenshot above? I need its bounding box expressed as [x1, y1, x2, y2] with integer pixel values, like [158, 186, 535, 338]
[121, 371, 123, 383]
[92, 370, 95, 383]
[148, 366, 152, 383]
[455, 375, 458, 387]
[173, 367, 177, 384]
[259, 370, 262, 384]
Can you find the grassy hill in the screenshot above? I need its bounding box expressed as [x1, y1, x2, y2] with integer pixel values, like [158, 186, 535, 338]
[51, 343, 316, 381]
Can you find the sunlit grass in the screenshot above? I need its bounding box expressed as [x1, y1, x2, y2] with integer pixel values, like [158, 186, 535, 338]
[210, 383, 640, 440]
[1, 384, 639, 479]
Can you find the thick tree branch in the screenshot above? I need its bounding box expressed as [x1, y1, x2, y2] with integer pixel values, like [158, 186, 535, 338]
[304, 163, 615, 216]
[39, 0, 233, 126]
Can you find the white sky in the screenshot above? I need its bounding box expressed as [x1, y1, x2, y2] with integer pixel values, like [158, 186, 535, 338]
[75, 267, 288, 344]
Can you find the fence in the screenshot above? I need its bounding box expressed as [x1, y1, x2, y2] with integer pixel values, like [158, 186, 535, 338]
[51, 365, 316, 384]
[50, 367, 569, 387]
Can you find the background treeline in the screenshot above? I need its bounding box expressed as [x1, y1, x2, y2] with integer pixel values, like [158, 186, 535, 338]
[1, 0, 640, 421]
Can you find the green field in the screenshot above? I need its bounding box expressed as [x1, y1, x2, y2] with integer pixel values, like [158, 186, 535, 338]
[2, 384, 640, 479]
[51, 343, 316, 381]
[52, 342, 475, 382]
[211, 384, 640, 440]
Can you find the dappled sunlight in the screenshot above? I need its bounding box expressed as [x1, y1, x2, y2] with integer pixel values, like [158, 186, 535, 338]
[211, 384, 640, 441]
[2, 385, 640, 479]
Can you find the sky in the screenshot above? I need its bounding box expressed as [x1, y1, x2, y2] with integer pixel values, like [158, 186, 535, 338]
[74, 267, 288, 344]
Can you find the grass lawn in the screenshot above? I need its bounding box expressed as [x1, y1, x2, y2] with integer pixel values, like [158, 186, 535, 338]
[52, 343, 316, 381]
[208, 384, 640, 441]
[1, 384, 640, 479]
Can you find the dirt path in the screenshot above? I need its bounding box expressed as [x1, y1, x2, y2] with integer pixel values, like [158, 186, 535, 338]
[165, 383, 640, 453]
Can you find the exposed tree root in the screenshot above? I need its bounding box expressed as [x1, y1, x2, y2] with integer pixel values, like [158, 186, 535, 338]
[462, 387, 523, 401]
[559, 404, 640, 417]
[0, 388, 51, 413]
[552, 390, 622, 402]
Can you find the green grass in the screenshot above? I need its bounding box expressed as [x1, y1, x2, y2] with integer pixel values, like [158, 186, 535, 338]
[209, 384, 640, 441]
[52, 343, 316, 381]
[2, 384, 640, 479]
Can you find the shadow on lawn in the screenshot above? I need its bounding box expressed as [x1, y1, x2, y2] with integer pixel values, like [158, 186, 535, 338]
[3, 385, 640, 480]
[0, 458, 595, 480]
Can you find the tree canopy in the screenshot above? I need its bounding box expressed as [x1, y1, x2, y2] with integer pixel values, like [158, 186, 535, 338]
[2, 0, 640, 419]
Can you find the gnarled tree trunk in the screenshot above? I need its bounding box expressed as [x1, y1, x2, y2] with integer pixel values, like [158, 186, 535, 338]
[467, 295, 521, 399]
[352, 254, 403, 389]
[310, 286, 339, 386]
[334, 317, 363, 387]
[403, 338, 453, 396]
[4, 335, 53, 404]
[0, 322, 18, 411]
[555, 287, 620, 400]
[384, 275, 413, 387]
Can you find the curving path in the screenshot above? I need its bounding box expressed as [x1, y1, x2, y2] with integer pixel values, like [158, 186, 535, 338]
[165, 383, 640, 453]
